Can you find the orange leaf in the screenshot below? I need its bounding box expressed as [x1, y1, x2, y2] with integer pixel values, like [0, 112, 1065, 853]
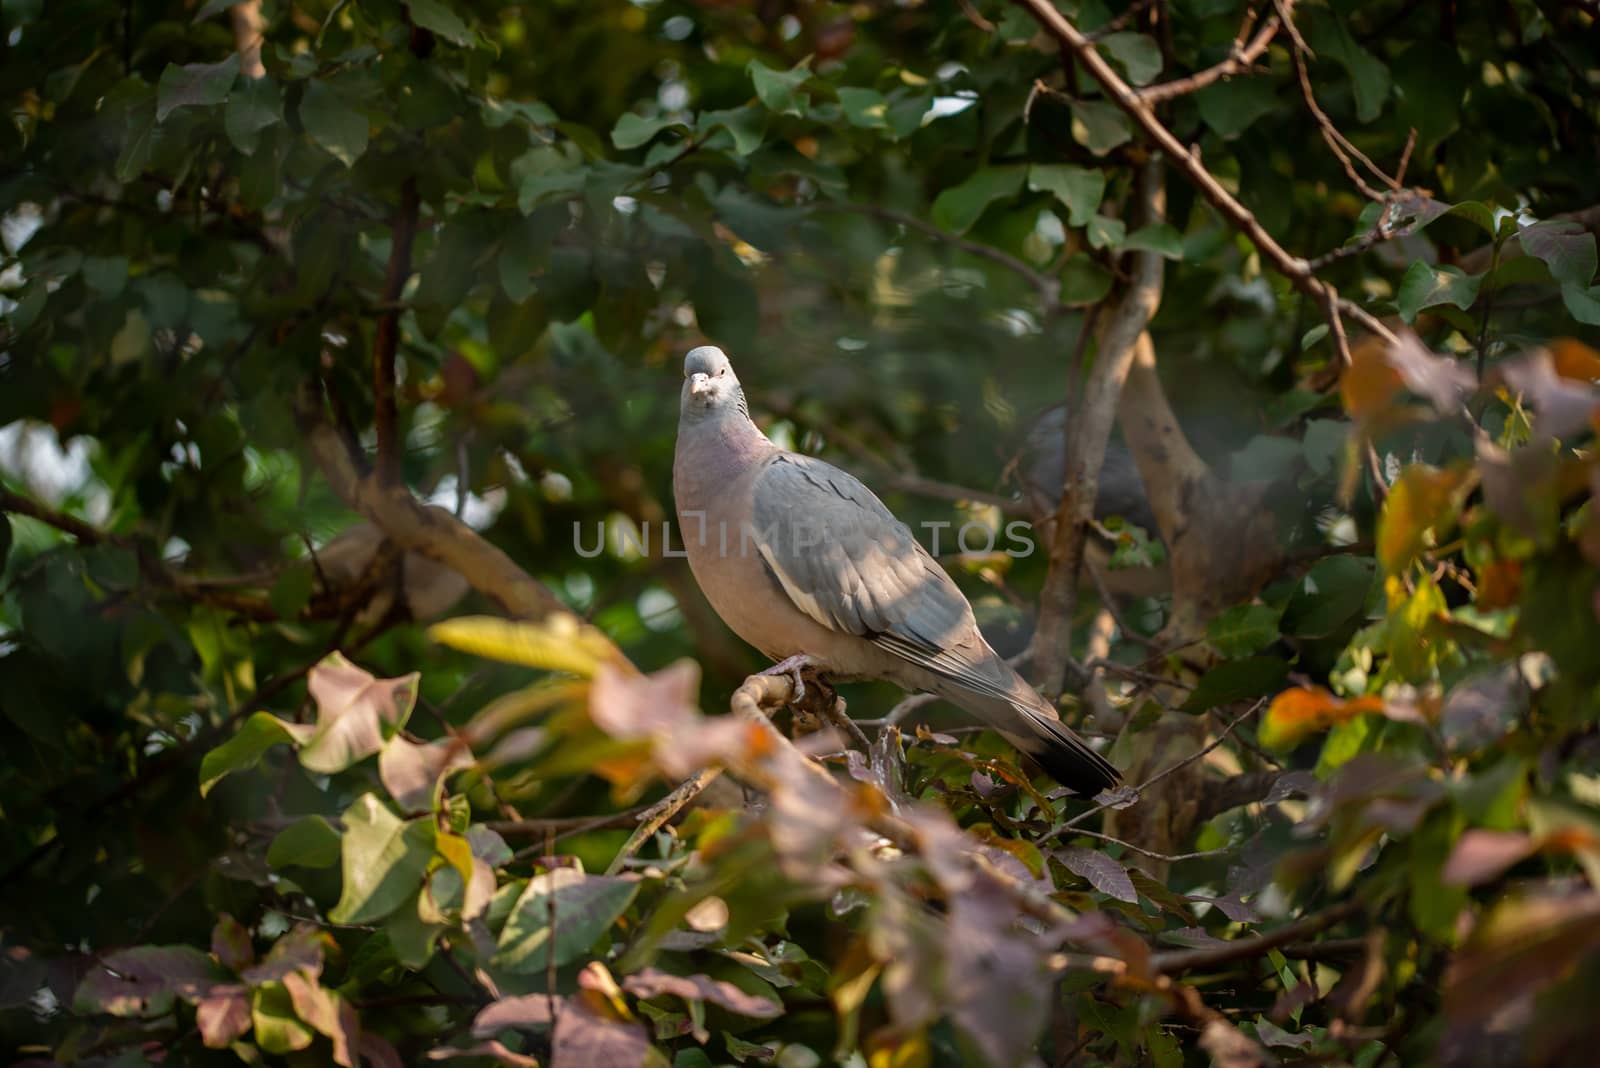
[1475, 558, 1522, 610]
[1261, 686, 1384, 749]
[1340, 336, 1404, 420]
[1550, 338, 1600, 383]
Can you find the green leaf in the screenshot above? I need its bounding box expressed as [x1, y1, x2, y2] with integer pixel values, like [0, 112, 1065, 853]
[1180, 656, 1291, 714]
[1443, 201, 1499, 238]
[267, 815, 342, 869]
[1393, 42, 1466, 146]
[1098, 32, 1163, 87]
[299, 79, 368, 167]
[1086, 214, 1125, 250]
[1069, 99, 1132, 155]
[199, 711, 308, 797]
[698, 105, 767, 156]
[1303, 9, 1391, 122]
[329, 793, 437, 925]
[224, 75, 282, 155]
[930, 165, 1026, 234]
[611, 111, 685, 150]
[837, 87, 889, 130]
[414, 217, 489, 338]
[81, 255, 129, 298]
[1521, 219, 1598, 288]
[482, 98, 558, 128]
[156, 57, 237, 122]
[747, 57, 810, 116]
[1281, 556, 1375, 638]
[1122, 223, 1185, 259]
[1562, 283, 1600, 326]
[1195, 78, 1278, 138]
[268, 564, 314, 620]
[1397, 261, 1483, 322]
[1059, 253, 1113, 306]
[1206, 604, 1283, 658]
[406, 0, 476, 46]
[1027, 164, 1104, 227]
[114, 93, 157, 182]
[496, 867, 640, 972]
[253, 984, 314, 1054]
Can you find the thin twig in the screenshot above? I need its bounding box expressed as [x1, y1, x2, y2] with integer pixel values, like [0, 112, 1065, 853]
[1151, 899, 1363, 973]
[603, 768, 723, 876]
[1135, 4, 1283, 105]
[1061, 827, 1237, 863]
[1042, 700, 1262, 843]
[1009, 0, 1396, 360]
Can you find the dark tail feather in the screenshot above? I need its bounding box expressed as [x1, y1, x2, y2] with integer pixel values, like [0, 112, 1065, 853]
[1005, 715, 1121, 796]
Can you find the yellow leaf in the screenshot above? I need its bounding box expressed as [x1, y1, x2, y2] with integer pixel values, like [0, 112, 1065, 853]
[1377, 463, 1474, 573]
[428, 614, 628, 678]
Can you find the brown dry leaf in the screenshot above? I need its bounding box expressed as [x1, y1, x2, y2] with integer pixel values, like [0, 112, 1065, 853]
[588, 660, 700, 742]
[1475, 558, 1523, 609]
[379, 735, 474, 812]
[620, 967, 782, 1018]
[196, 985, 252, 1048]
[1442, 830, 1538, 887]
[1260, 686, 1385, 749]
[1445, 889, 1600, 1021]
[1497, 349, 1600, 439]
[1386, 331, 1477, 415]
[300, 652, 419, 775]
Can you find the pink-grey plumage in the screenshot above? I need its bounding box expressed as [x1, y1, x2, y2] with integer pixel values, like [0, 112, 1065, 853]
[672, 345, 1119, 795]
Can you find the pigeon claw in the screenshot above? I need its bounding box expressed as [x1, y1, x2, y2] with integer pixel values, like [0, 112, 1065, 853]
[760, 654, 822, 703]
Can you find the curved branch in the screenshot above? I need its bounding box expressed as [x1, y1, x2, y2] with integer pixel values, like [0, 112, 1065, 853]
[295, 381, 626, 658]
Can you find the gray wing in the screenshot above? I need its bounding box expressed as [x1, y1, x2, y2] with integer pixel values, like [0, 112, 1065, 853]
[749, 453, 1018, 702]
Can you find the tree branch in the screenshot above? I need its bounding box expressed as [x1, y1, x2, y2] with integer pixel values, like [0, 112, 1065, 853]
[1151, 899, 1363, 973]
[373, 177, 419, 486]
[1010, 0, 1395, 369]
[1134, 4, 1282, 105]
[295, 381, 623, 660]
[1026, 156, 1165, 698]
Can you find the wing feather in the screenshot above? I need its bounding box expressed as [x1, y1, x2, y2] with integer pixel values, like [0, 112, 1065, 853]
[750, 454, 1001, 692]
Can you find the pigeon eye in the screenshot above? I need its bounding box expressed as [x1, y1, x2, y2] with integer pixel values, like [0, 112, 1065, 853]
[717, 368, 725, 376]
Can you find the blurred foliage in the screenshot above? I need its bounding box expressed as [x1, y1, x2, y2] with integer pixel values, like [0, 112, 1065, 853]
[2, 0, 1599, 1066]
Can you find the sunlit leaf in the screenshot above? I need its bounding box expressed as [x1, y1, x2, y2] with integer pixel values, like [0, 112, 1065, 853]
[329, 794, 437, 925]
[1261, 686, 1385, 749]
[429, 614, 622, 677]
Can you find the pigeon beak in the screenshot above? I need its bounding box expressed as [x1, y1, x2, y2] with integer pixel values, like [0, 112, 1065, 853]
[689, 372, 712, 397]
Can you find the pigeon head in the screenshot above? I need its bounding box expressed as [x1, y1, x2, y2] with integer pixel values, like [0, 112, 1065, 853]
[680, 345, 748, 421]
